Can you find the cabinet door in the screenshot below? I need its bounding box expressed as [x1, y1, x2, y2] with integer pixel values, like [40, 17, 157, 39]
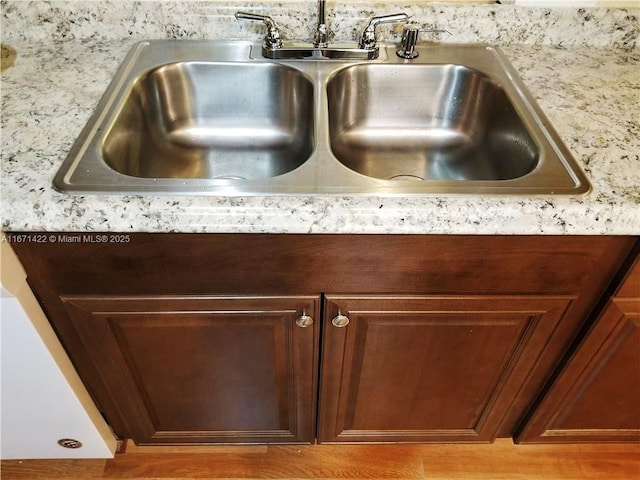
[60, 296, 320, 445]
[517, 257, 640, 443]
[318, 295, 575, 443]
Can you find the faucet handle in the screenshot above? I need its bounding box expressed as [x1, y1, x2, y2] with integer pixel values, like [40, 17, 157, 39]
[235, 12, 283, 49]
[359, 13, 409, 50]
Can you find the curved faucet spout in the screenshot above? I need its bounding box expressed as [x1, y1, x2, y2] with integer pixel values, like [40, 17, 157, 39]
[359, 13, 409, 50]
[314, 0, 329, 47]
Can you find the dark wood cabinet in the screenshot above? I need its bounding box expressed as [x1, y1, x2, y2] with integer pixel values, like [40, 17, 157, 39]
[318, 295, 576, 443]
[11, 234, 637, 445]
[59, 295, 320, 445]
[517, 252, 640, 443]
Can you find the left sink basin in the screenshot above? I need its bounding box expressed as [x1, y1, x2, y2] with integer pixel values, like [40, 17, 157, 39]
[104, 61, 314, 180]
[54, 41, 319, 194]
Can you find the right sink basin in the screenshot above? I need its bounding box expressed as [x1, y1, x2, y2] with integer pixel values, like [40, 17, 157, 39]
[327, 64, 539, 182]
[323, 44, 591, 195]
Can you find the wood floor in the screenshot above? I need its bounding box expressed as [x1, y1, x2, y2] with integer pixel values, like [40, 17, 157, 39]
[2, 439, 639, 479]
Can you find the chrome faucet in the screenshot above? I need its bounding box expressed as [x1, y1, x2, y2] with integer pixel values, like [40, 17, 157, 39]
[236, 3, 409, 60]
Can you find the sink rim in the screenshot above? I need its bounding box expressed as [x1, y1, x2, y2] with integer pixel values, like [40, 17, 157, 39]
[53, 40, 591, 197]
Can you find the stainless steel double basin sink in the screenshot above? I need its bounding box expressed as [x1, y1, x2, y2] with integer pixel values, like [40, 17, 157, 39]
[54, 40, 590, 195]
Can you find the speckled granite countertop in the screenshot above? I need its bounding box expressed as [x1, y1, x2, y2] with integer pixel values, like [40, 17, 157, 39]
[1, 1, 639, 234]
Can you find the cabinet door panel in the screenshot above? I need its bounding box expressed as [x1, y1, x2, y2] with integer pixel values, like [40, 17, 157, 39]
[61, 296, 319, 445]
[517, 296, 640, 443]
[319, 296, 575, 443]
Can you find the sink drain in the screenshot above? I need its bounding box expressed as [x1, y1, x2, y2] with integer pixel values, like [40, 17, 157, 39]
[213, 175, 247, 180]
[389, 174, 425, 181]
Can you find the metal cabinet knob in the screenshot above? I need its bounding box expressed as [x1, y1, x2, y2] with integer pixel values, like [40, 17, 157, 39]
[296, 313, 314, 328]
[332, 313, 350, 328]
